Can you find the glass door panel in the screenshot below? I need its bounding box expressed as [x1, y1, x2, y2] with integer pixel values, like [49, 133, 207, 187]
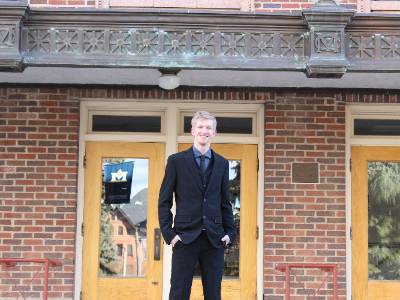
[368, 162, 400, 281]
[99, 158, 149, 278]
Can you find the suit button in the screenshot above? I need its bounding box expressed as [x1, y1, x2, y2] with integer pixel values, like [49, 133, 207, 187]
[203, 216, 206, 219]
[203, 198, 206, 202]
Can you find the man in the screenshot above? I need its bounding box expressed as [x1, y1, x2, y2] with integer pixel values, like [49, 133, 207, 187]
[158, 111, 236, 300]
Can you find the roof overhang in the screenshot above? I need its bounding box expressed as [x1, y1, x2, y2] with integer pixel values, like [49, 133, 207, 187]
[1, 0, 400, 89]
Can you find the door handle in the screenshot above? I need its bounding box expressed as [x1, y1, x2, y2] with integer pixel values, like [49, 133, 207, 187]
[154, 228, 161, 261]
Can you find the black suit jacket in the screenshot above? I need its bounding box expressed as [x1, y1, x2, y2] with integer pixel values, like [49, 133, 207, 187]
[158, 147, 236, 248]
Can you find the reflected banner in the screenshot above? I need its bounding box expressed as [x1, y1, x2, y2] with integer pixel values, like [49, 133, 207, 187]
[104, 162, 134, 204]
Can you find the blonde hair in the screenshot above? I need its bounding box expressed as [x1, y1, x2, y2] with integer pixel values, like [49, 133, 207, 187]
[191, 111, 217, 131]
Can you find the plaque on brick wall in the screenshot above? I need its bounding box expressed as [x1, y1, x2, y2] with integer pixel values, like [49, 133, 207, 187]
[292, 162, 319, 183]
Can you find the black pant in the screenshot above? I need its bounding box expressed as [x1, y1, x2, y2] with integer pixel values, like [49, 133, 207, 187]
[169, 231, 224, 300]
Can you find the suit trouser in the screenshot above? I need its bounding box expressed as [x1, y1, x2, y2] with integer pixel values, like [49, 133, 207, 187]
[169, 231, 224, 300]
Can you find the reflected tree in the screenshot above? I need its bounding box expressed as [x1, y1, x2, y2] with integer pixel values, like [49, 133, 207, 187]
[99, 158, 124, 275]
[99, 204, 118, 275]
[224, 161, 240, 277]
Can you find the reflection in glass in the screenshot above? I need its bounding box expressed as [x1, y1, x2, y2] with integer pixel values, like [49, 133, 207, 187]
[99, 158, 149, 278]
[194, 160, 240, 278]
[224, 160, 240, 278]
[368, 162, 400, 280]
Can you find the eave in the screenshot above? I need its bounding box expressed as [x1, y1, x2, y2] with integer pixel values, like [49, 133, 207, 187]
[1, 1, 400, 89]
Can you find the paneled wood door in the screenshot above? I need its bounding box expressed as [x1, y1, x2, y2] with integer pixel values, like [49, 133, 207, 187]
[352, 147, 400, 300]
[82, 142, 164, 300]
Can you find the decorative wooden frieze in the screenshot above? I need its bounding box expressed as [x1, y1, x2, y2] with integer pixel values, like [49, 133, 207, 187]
[27, 29, 51, 53]
[249, 33, 274, 57]
[1, 7, 400, 73]
[23, 27, 307, 68]
[55, 29, 80, 54]
[280, 33, 304, 57]
[191, 31, 215, 56]
[109, 30, 131, 55]
[347, 34, 376, 59]
[0, 0, 28, 71]
[0, 26, 15, 48]
[83, 30, 107, 54]
[303, 0, 354, 77]
[221, 32, 246, 56]
[347, 33, 400, 60]
[314, 32, 340, 53]
[134, 30, 160, 56]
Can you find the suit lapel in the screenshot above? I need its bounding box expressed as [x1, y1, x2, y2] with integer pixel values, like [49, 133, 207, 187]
[183, 148, 204, 192]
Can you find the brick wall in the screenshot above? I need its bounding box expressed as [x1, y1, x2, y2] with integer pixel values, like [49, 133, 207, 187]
[263, 90, 400, 299]
[29, 0, 94, 7]
[264, 91, 347, 299]
[0, 88, 79, 299]
[254, 0, 357, 12]
[27, 0, 358, 12]
[1, 86, 399, 299]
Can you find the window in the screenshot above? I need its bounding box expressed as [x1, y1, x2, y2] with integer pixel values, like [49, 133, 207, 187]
[118, 226, 123, 235]
[127, 227, 135, 235]
[127, 244, 133, 256]
[92, 115, 162, 133]
[354, 119, 400, 136]
[181, 112, 257, 136]
[117, 244, 123, 256]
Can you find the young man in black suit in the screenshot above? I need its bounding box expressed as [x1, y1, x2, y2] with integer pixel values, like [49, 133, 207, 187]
[158, 111, 236, 300]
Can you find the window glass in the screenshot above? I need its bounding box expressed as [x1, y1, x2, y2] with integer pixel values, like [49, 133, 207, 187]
[184, 116, 252, 134]
[354, 119, 400, 136]
[92, 115, 161, 133]
[99, 158, 149, 278]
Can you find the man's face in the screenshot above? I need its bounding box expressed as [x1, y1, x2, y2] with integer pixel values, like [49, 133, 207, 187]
[191, 118, 216, 147]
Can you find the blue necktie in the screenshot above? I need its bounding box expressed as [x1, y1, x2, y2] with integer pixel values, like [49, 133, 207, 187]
[200, 155, 207, 188]
[200, 155, 206, 174]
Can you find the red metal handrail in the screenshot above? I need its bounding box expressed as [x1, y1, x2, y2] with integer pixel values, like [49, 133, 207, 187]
[0, 258, 62, 300]
[275, 263, 338, 300]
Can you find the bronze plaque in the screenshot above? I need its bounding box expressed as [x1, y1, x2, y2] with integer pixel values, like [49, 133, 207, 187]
[292, 162, 319, 183]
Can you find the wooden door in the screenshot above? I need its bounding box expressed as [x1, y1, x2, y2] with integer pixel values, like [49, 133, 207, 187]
[82, 142, 164, 300]
[352, 147, 400, 300]
[178, 143, 258, 300]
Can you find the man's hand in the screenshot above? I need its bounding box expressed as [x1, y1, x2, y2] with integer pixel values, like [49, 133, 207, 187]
[171, 235, 181, 247]
[221, 235, 230, 247]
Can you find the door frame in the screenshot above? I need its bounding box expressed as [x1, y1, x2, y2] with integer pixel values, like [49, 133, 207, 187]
[346, 104, 400, 300]
[75, 101, 265, 300]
